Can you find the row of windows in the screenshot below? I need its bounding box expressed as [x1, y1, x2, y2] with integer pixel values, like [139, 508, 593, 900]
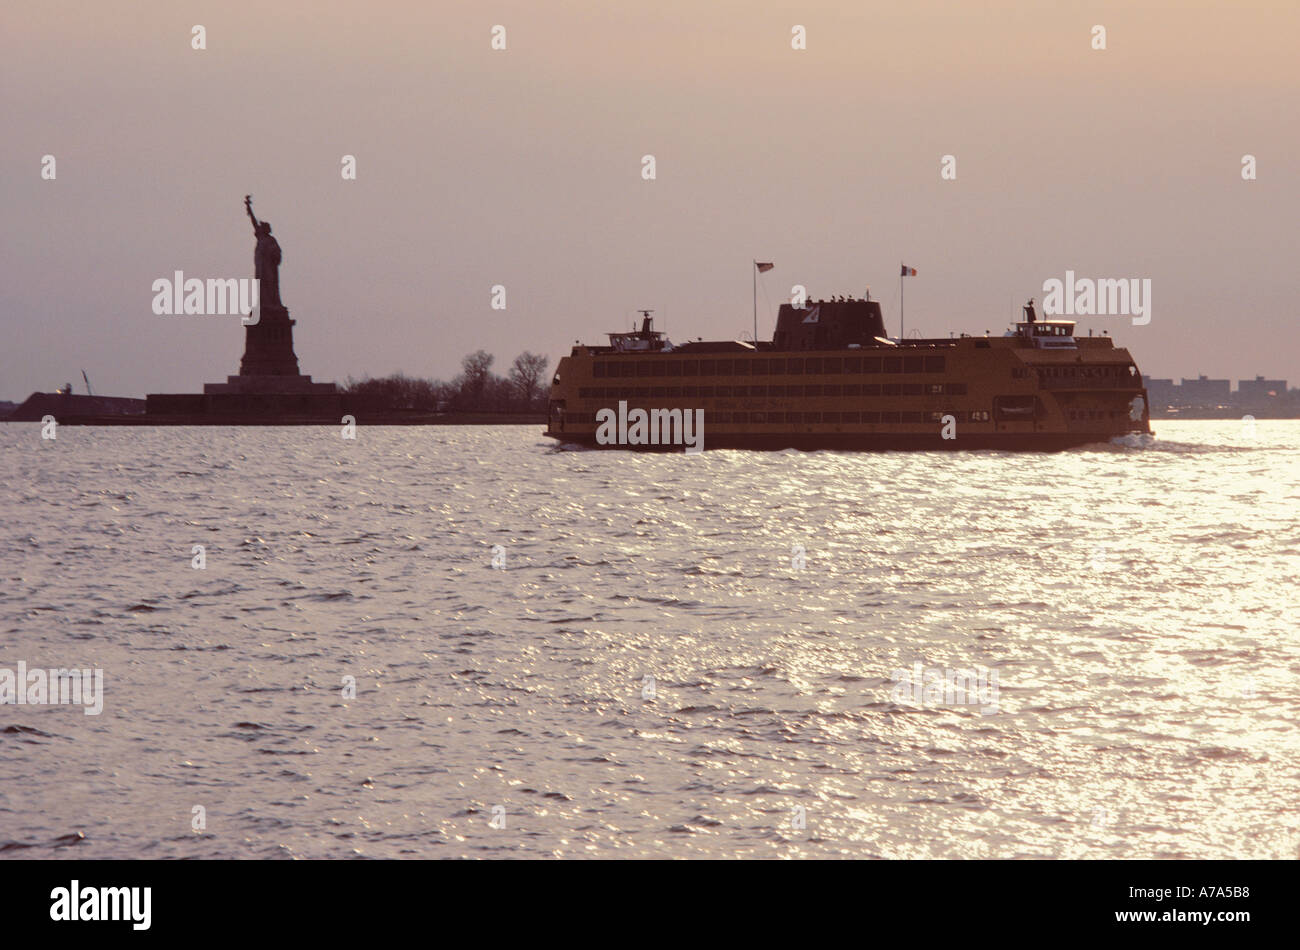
[1068, 409, 1126, 420]
[566, 410, 982, 425]
[1038, 365, 1134, 378]
[577, 382, 969, 399]
[591, 355, 947, 378]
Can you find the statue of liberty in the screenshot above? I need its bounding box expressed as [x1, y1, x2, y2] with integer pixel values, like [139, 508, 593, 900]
[244, 195, 283, 309]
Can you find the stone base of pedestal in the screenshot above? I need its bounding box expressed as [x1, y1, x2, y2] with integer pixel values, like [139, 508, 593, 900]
[203, 375, 338, 395]
[146, 389, 344, 420]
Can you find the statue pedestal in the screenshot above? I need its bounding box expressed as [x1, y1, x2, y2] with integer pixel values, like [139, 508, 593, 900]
[148, 302, 342, 421]
[202, 303, 338, 397]
[235, 304, 302, 377]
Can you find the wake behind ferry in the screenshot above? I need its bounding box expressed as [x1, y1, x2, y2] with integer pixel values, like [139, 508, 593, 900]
[545, 293, 1151, 451]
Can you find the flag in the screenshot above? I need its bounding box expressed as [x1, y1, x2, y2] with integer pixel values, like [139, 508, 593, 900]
[755, 262, 774, 273]
[801, 304, 820, 324]
[901, 264, 917, 276]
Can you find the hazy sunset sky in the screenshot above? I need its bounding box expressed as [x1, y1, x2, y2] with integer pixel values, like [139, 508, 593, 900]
[3, 0, 1297, 398]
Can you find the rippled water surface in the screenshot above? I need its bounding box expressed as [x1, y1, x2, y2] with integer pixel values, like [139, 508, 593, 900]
[1, 420, 1296, 858]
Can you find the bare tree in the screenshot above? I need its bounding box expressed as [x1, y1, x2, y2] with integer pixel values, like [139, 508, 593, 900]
[508, 351, 550, 409]
[459, 350, 495, 402]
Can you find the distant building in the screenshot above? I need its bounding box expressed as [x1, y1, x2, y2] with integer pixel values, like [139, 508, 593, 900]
[1142, 376, 1177, 407]
[1178, 375, 1230, 404]
[1237, 376, 1287, 401]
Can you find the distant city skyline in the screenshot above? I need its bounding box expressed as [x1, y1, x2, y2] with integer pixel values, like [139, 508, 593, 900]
[5, 1, 1299, 398]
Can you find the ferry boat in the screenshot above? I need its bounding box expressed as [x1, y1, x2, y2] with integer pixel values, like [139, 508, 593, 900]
[545, 296, 1151, 451]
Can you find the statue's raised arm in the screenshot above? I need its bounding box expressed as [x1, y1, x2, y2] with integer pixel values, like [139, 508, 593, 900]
[244, 195, 260, 232]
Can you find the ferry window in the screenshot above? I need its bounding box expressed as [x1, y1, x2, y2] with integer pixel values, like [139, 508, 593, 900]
[734, 360, 750, 376]
[924, 356, 945, 372]
[904, 357, 923, 373]
[944, 383, 968, 395]
[845, 357, 862, 373]
[620, 362, 636, 378]
[903, 383, 923, 395]
[768, 385, 784, 396]
[787, 358, 804, 374]
[805, 384, 822, 397]
[733, 412, 748, 424]
[668, 387, 683, 397]
[769, 359, 786, 374]
[593, 362, 607, 378]
[824, 357, 842, 373]
[682, 360, 699, 376]
[844, 384, 860, 396]
[667, 361, 682, 377]
[651, 362, 667, 376]
[883, 357, 903, 373]
[700, 359, 716, 375]
[715, 386, 731, 397]
[862, 357, 882, 373]
[861, 411, 879, 423]
[752, 412, 767, 424]
[634, 387, 650, 397]
[716, 360, 733, 376]
[714, 412, 731, 423]
[884, 383, 901, 396]
[637, 361, 652, 377]
[823, 412, 840, 424]
[880, 411, 900, 423]
[579, 387, 592, 397]
[901, 411, 923, 423]
[805, 357, 822, 374]
[684, 386, 699, 397]
[825, 384, 841, 397]
[863, 384, 881, 396]
[804, 412, 821, 424]
[652, 386, 666, 396]
[749, 385, 766, 396]
[788, 385, 803, 397]
[699, 386, 714, 397]
[928, 383, 944, 394]
[844, 412, 861, 423]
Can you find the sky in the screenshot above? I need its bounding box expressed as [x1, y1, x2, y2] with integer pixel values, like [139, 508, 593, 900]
[2, 0, 1298, 399]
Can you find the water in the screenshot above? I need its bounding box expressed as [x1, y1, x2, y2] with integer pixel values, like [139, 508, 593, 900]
[1, 420, 1296, 859]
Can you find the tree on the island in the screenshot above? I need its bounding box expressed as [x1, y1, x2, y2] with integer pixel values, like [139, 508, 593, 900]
[508, 352, 550, 409]
[458, 350, 495, 403]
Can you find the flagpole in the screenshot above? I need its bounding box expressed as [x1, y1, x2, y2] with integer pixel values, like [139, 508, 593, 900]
[752, 260, 757, 345]
[900, 263, 904, 340]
